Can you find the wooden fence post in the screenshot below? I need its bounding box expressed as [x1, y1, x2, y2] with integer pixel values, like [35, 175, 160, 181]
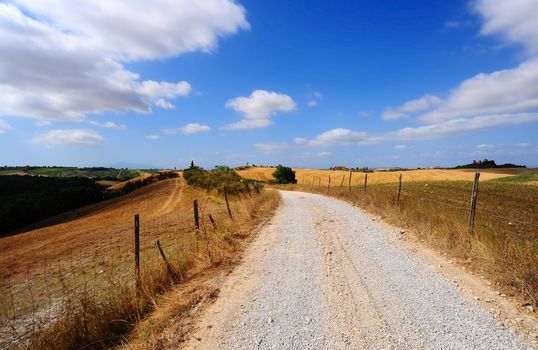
[154, 240, 174, 276]
[328, 175, 331, 190]
[224, 188, 233, 219]
[134, 213, 141, 291]
[340, 175, 345, 187]
[193, 200, 200, 233]
[468, 172, 480, 233]
[348, 171, 352, 191]
[364, 173, 368, 190]
[396, 173, 402, 203]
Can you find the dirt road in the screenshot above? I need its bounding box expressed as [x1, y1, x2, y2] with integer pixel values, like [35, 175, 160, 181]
[183, 191, 535, 349]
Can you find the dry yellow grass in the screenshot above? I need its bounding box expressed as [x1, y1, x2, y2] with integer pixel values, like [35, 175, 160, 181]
[237, 167, 528, 185]
[0, 176, 280, 349]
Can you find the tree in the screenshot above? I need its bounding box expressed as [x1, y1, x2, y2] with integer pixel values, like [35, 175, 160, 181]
[272, 165, 297, 184]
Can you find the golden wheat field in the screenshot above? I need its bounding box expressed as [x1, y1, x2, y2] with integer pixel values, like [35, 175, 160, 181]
[237, 167, 531, 185]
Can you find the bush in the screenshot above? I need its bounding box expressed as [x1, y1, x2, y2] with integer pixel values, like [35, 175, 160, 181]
[272, 165, 297, 184]
[183, 166, 258, 194]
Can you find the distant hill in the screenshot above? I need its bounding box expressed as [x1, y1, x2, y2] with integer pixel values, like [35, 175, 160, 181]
[455, 159, 526, 169]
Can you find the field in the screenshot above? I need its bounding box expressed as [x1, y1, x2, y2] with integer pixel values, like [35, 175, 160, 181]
[236, 166, 533, 185]
[0, 167, 142, 179]
[0, 175, 279, 349]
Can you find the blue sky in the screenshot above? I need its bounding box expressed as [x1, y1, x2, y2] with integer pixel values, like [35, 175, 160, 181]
[0, 0, 537, 168]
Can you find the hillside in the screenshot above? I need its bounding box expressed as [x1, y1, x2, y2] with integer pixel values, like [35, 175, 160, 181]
[0, 174, 280, 349]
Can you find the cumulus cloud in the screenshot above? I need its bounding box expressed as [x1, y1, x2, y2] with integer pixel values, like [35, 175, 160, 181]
[0, 1, 247, 122]
[297, 128, 368, 147]
[254, 143, 289, 153]
[383, 95, 442, 120]
[307, 100, 318, 107]
[224, 90, 296, 130]
[145, 134, 161, 140]
[155, 98, 176, 110]
[385, 1, 538, 129]
[33, 129, 104, 146]
[181, 123, 210, 134]
[316, 0, 538, 148]
[296, 113, 538, 147]
[473, 0, 538, 53]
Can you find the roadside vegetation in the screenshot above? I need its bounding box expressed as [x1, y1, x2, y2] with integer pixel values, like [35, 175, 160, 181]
[183, 164, 261, 194]
[278, 176, 538, 309]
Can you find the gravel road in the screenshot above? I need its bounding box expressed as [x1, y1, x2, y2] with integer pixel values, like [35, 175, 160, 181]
[184, 191, 535, 350]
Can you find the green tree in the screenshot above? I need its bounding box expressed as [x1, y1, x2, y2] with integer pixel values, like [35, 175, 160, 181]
[272, 165, 297, 184]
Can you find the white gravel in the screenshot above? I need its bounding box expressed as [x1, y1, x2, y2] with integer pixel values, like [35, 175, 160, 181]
[184, 191, 535, 350]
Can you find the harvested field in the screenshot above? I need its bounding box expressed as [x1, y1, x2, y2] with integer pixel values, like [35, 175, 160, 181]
[236, 167, 530, 185]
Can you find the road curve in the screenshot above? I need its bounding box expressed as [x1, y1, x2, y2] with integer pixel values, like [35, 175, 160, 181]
[183, 191, 534, 350]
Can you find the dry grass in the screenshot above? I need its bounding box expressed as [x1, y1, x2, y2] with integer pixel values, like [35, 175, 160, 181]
[0, 176, 280, 349]
[237, 166, 530, 185]
[279, 179, 538, 308]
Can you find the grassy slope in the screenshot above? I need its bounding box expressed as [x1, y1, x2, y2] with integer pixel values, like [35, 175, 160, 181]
[492, 171, 538, 184]
[0, 176, 279, 349]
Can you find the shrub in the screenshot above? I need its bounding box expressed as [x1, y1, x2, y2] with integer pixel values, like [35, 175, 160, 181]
[272, 165, 297, 184]
[183, 166, 258, 194]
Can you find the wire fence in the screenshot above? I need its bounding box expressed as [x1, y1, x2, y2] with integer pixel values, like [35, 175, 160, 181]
[301, 171, 538, 242]
[0, 186, 253, 349]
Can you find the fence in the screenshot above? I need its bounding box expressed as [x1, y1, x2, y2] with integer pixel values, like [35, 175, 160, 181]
[300, 171, 538, 237]
[0, 185, 260, 349]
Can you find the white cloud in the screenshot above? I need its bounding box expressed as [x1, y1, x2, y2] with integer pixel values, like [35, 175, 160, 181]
[476, 143, 496, 149]
[33, 129, 104, 146]
[35, 120, 52, 127]
[394, 145, 407, 150]
[359, 111, 371, 117]
[296, 113, 538, 147]
[0, 119, 10, 133]
[181, 123, 210, 134]
[155, 98, 176, 109]
[145, 134, 160, 140]
[473, 0, 538, 53]
[224, 90, 296, 130]
[383, 95, 442, 120]
[317, 151, 332, 157]
[371, 1, 538, 141]
[307, 100, 318, 107]
[11, 0, 249, 60]
[0, 1, 247, 122]
[254, 143, 288, 153]
[89, 120, 127, 129]
[297, 128, 368, 147]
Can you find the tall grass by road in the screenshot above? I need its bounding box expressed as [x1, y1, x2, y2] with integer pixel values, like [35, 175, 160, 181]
[283, 178, 538, 307]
